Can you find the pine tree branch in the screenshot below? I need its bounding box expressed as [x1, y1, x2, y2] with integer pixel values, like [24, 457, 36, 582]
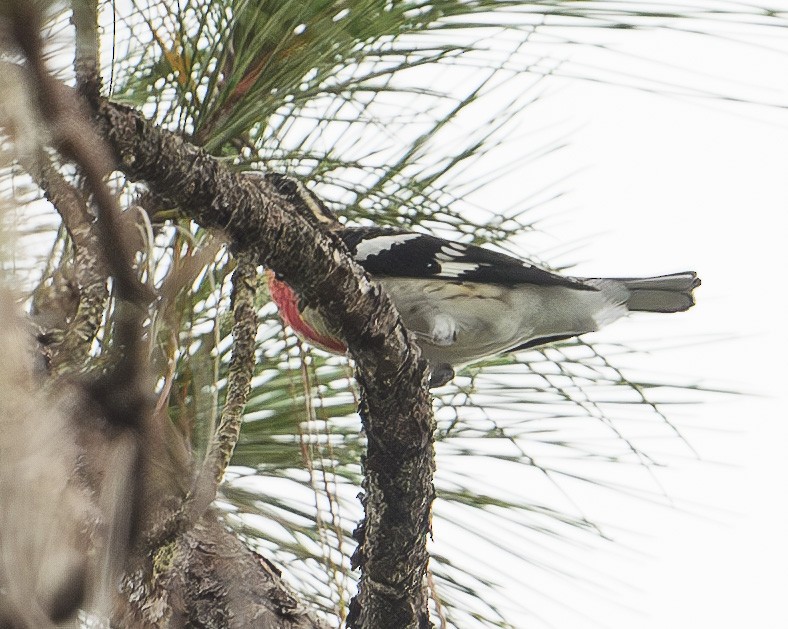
[93, 97, 437, 628]
[71, 0, 100, 102]
[190, 249, 259, 518]
[29, 154, 109, 373]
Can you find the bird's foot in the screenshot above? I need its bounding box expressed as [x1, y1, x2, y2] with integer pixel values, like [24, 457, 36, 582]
[429, 363, 455, 388]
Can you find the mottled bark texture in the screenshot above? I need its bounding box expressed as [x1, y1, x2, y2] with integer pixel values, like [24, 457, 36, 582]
[94, 99, 437, 628]
[116, 516, 328, 629]
[31, 156, 109, 373]
[190, 251, 259, 518]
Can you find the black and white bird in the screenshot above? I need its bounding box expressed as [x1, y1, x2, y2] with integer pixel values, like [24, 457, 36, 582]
[261, 174, 701, 386]
[268, 227, 700, 386]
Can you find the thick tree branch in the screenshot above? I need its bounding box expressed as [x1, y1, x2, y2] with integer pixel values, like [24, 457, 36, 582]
[94, 98, 437, 627]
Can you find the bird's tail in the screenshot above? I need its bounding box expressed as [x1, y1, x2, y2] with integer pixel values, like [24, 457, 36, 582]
[605, 271, 701, 313]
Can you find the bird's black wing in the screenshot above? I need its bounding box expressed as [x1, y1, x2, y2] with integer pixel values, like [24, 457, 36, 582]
[339, 227, 593, 290]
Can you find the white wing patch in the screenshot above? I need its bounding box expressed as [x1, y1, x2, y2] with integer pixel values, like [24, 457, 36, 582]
[354, 233, 420, 261]
[439, 244, 466, 257]
[438, 261, 481, 278]
[436, 243, 481, 277]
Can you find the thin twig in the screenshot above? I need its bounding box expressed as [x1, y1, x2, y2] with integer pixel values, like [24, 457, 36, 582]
[189, 249, 259, 519]
[27, 152, 109, 372]
[72, 0, 100, 102]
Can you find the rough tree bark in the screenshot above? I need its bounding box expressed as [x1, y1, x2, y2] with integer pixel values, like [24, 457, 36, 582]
[94, 98, 437, 629]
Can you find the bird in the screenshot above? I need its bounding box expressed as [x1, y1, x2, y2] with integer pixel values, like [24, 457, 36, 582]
[267, 226, 700, 386]
[258, 174, 701, 387]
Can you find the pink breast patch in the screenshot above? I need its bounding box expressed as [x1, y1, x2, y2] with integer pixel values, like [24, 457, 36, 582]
[266, 271, 347, 354]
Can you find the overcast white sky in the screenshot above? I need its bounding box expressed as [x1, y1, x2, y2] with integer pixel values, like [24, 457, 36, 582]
[474, 20, 788, 629]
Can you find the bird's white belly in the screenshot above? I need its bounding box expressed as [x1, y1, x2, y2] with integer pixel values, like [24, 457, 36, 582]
[379, 277, 625, 368]
[296, 276, 624, 369]
[379, 278, 533, 366]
